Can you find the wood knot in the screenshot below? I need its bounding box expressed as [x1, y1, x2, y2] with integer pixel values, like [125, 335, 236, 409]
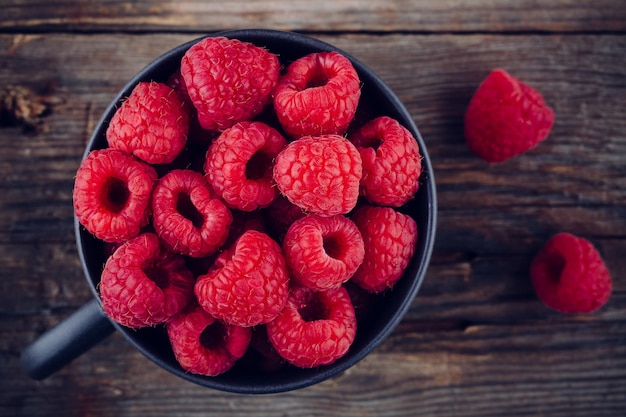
[0, 84, 62, 134]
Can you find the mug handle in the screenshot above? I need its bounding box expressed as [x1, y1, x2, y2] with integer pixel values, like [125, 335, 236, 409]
[21, 298, 115, 379]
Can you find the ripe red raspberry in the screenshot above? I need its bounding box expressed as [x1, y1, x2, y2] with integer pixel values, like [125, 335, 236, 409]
[530, 233, 612, 314]
[100, 233, 195, 328]
[106, 81, 190, 165]
[73, 148, 157, 243]
[283, 215, 364, 291]
[273, 51, 361, 138]
[351, 205, 418, 293]
[152, 169, 232, 258]
[266, 285, 357, 368]
[263, 194, 307, 242]
[464, 68, 555, 163]
[205, 121, 287, 211]
[223, 209, 266, 248]
[349, 116, 422, 207]
[194, 230, 289, 327]
[167, 304, 252, 376]
[273, 135, 362, 216]
[181, 37, 280, 131]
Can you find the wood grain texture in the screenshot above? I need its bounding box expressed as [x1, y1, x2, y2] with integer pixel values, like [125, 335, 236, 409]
[1, 0, 626, 33]
[1, 26, 625, 417]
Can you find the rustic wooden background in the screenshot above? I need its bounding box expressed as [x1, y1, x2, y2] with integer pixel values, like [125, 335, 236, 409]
[1, 1, 625, 416]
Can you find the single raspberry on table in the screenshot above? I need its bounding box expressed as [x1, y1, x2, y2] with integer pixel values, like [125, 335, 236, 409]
[273, 135, 362, 216]
[349, 116, 422, 207]
[273, 51, 361, 138]
[530, 232, 612, 314]
[73, 148, 157, 243]
[464, 68, 555, 163]
[100, 233, 196, 328]
[283, 214, 365, 291]
[205, 121, 287, 211]
[106, 81, 190, 165]
[152, 169, 232, 258]
[194, 230, 289, 327]
[180, 36, 280, 131]
[351, 204, 418, 293]
[167, 303, 252, 376]
[266, 285, 357, 368]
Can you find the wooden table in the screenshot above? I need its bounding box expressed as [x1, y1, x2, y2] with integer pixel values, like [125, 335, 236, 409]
[2, 1, 625, 416]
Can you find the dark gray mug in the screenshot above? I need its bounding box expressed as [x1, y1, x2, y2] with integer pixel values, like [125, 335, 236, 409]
[21, 29, 437, 394]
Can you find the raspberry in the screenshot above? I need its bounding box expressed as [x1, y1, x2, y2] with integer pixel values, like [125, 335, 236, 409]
[223, 209, 266, 248]
[464, 68, 555, 163]
[262, 194, 307, 242]
[166, 69, 192, 105]
[266, 285, 357, 368]
[273, 51, 361, 138]
[283, 215, 364, 290]
[273, 135, 362, 216]
[205, 121, 287, 211]
[152, 169, 232, 258]
[167, 304, 252, 376]
[100, 233, 195, 328]
[349, 116, 422, 207]
[181, 37, 280, 131]
[530, 232, 612, 314]
[351, 205, 418, 293]
[73, 148, 157, 243]
[194, 230, 289, 327]
[106, 81, 190, 165]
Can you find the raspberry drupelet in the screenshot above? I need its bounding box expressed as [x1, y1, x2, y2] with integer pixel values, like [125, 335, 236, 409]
[73, 148, 157, 243]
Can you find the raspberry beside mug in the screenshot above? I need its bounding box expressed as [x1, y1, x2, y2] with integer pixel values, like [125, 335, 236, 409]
[21, 29, 437, 394]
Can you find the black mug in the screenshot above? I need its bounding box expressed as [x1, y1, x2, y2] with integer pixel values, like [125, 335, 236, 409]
[21, 29, 437, 394]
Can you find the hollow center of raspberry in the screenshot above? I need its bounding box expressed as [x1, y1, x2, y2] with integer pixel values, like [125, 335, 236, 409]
[199, 321, 227, 350]
[245, 151, 272, 180]
[298, 293, 330, 322]
[176, 193, 204, 228]
[323, 234, 343, 260]
[305, 73, 329, 89]
[142, 262, 170, 289]
[369, 138, 384, 151]
[101, 177, 129, 213]
[545, 253, 566, 284]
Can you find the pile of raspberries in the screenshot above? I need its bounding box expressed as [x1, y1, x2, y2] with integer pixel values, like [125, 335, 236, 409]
[73, 36, 423, 376]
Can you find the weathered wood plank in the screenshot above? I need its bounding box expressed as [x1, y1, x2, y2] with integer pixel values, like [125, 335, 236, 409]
[1, 0, 626, 33]
[3, 319, 625, 417]
[1, 33, 624, 243]
[1, 32, 625, 417]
